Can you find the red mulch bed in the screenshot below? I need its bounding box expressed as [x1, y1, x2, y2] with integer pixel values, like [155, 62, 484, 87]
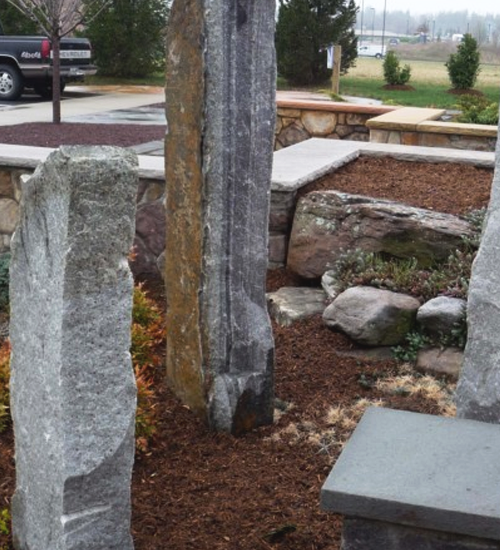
[0, 124, 494, 549]
[0, 123, 166, 148]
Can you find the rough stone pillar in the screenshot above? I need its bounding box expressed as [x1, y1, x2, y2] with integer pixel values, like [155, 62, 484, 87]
[9, 146, 138, 550]
[456, 138, 500, 423]
[165, 0, 276, 434]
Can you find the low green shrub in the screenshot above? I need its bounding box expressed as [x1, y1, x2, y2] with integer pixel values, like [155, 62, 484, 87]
[446, 33, 481, 90]
[455, 95, 499, 125]
[392, 331, 431, 363]
[383, 50, 411, 86]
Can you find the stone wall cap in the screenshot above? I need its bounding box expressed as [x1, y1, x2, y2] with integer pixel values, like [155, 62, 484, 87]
[418, 120, 497, 137]
[277, 98, 397, 116]
[272, 138, 360, 192]
[321, 407, 500, 541]
[0, 144, 165, 181]
[367, 107, 446, 131]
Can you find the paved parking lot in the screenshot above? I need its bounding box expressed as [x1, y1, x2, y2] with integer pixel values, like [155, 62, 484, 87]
[0, 86, 166, 126]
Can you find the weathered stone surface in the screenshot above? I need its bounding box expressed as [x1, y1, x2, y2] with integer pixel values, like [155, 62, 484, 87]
[10, 146, 138, 549]
[335, 124, 354, 138]
[322, 407, 500, 541]
[269, 190, 296, 232]
[277, 123, 310, 148]
[0, 170, 13, 197]
[340, 518, 500, 550]
[0, 198, 19, 234]
[323, 286, 420, 346]
[137, 181, 164, 204]
[321, 269, 342, 301]
[417, 296, 466, 336]
[0, 234, 10, 253]
[267, 287, 326, 326]
[287, 190, 473, 279]
[456, 147, 500, 423]
[268, 232, 288, 267]
[416, 347, 463, 380]
[301, 111, 337, 136]
[165, 0, 275, 434]
[135, 200, 165, 257]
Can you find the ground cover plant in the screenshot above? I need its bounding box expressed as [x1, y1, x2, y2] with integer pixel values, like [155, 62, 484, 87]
[0, 125, 494, 549]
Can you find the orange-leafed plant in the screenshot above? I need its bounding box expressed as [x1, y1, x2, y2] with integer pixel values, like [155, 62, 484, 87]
[131, 284, 166, 453]
[0, 340, 10, 434]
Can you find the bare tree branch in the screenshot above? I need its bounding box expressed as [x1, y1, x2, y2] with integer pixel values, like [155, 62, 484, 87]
[5, 0, 111, 122]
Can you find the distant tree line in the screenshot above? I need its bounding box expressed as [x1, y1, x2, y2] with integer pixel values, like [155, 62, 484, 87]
[358, 9, 500, 46]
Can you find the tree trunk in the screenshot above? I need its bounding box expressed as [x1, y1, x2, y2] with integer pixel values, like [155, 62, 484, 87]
[52, 34, 61, 124]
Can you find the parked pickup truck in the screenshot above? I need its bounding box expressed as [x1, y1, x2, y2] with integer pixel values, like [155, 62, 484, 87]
[0, 21, 96, 100]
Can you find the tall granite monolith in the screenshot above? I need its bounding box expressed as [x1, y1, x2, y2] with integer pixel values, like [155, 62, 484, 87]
[456, 138, 500, 423]
[9, 146, 138, 549]
[165, 0, 276, 434]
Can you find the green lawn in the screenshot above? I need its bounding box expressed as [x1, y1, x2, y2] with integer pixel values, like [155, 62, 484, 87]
[339, 58, 500, 108]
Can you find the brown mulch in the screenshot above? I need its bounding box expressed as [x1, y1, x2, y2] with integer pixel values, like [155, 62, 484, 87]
[0, 123, 495, 549]
[299, 155, 492, 216]
[446, 88, 485, 96]
[0, 122, 166, 148]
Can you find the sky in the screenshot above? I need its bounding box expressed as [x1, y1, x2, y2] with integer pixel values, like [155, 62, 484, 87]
[359, 0, 500, 16]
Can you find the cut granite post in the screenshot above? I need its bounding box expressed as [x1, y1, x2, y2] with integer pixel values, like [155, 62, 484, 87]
[165, 0, 276, 433]
[456, 137, 500, 423]
[9, 146, 138, 550]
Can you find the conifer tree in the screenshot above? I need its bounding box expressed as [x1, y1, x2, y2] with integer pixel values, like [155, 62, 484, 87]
[276, 0, 358, 86]
[446, 33, 481, 91]
[83, 0, 169, 78]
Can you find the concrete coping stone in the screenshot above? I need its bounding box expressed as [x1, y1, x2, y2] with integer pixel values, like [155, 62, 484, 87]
[271, 139, 361, 192]
[0, 139, 495, 190]
[0, 143, 165, 180]
[321, 407, 500, 541]
[367, 107, 446, 131]
[418, 120, 497, 137]
[277, 98, 396, 116]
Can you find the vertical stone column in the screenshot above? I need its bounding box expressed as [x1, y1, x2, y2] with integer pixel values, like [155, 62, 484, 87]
[456, 139, 500, 423]
[10, 146, 138, 550]
[165, 0, 276, 433]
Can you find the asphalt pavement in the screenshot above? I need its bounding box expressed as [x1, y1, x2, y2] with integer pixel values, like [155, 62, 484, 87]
[0, 85, 166, 126]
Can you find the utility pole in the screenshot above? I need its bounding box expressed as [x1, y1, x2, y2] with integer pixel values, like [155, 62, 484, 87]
[381, 0, 387, 54]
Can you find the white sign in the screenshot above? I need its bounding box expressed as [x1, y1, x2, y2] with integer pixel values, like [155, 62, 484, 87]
[51, 50, 91, 59]
[327, 45, 335, 69]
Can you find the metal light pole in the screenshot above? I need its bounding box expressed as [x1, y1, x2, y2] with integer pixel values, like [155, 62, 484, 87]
[381, 0, 387, 54]
[360, 0, 365, 45]
[370, 7, 375, 43]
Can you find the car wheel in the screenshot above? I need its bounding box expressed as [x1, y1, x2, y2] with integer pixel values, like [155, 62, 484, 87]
[0, 64, 24, 101]
[375, 53, 382, 59]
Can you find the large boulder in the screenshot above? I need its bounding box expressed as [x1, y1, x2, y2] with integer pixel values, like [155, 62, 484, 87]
[323, 286, 420, 346]
[417, 296, 466, 336]
[287, 190, 474, 279]
[267, 287, 326, 326]
[416, 347, 463, 381]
